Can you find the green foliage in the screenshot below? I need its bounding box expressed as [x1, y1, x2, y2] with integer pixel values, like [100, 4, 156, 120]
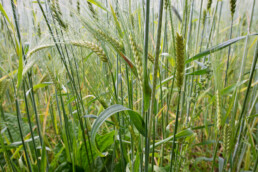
[0, 0, 257, 171]
[0, 113, 31, 142]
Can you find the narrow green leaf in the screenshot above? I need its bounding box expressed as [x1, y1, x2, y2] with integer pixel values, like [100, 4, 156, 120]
[174, 128, 194, 139]
[7, 136, 40, 148]
[40, 142, 47, 172]
[192, 124, 214, 130]
[0, 70, 18, 82]
[143, 82, 151, 111]
[25, 42, 140, 80]
[157, 75, 174, 89]
[84, 52, 94, 62]
[248, 114, 258, 119]
[186, 68, 210, 75]
[0, 3, 13, 28]
[150, 128, 194, 149]
[134, 153, 140, 172]
[109, 4, 123, 38]
[91, 104, 146, 157]
[95, 130, 116, 154]
[87, 0, 107, 12]
[32, 1, 45, 4]
[194, 157, 213, 164]
[218, 157, 224, 172]
[195, 140, 216, 146]
[186, 33, 258, 64]
[33, 83, 51, 91]
[17, 43, 23, 89]
[220, 79, 248, 95]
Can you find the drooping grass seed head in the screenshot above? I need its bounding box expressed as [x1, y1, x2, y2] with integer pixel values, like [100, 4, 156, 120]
[37, 23, 41, 38]
[55, 0, 62, 15]
[242, 15, 247, 27]
[176, 33, 185, 88]
[50, 0, 68, 29]
[97, 29, 124, 52]
[202, 10, 207, 26]
[86, 42, 108, 62]
[230, 0, 237, 18]
[70, 41, 107, 62]
[165, 0, 169, 9]
[207, 0, 212, 10]
[87, 2, 98, 20]
[130, 14, 135, 27]
[77, 0, 80, 14]
[46, 65, 61, 91]
[98, 98, 108, 109]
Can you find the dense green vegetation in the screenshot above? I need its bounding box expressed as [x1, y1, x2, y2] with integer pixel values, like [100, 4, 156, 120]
[0, 0, 257, 171]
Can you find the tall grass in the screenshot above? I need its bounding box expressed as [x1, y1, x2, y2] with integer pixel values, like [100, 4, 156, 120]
[0, 0, 257, 171]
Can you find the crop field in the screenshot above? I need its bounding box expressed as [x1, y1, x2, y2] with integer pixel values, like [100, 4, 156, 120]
[0, 0, 257, 171]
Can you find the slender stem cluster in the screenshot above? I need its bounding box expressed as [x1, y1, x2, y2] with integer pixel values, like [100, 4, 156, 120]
[170, 33, 185, 172]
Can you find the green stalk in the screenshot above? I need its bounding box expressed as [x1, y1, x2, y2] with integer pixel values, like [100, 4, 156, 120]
[231, 0, 256, 167]
[185, 0, 194, 124]
[142, 0, 145, 20]
[148, 0, 164, 146]
[116, 53, 126, 171]
[254, 151, 258, 171]
[10, 0, 44, 170]
[64, 31, 93, 170]
[225, 0, 237, 86]
[37, 0, 93, 168]
[55, 89, 63, 127]
[0, 85, 13, 143]
[169, 31, 185, 171]
[147, 0, 164, 171]
[205, 0, 219, 56]
[195, 0, 204, 53]
[169, 89, 181, 172]
[59, 90, 73, 162]
[109, 59, 120, 172]
[232, 34, 258, 167]
[216, 1, 223, 43]
[211, 135, 219, 171]
[179, 0, 191, 120]
[151, 103, 156, 172]
[182, 0, 188, 38]
[166, 0, 177, 133]
[224, 17, 234, 87]
[2, 7, 40, 169]
[143, 0, 151, 107]
[106, 2, 126, 163]
[161, 2, 169, 164]
[0, 124, 15, 171]
[12, 80, 33, 172]
[142, 0, 151, 171]
[126, 65, 135, 171]
[67, 0, 93, 126]
[48, 90, 57, 134]
[22, 83, 41, 172]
